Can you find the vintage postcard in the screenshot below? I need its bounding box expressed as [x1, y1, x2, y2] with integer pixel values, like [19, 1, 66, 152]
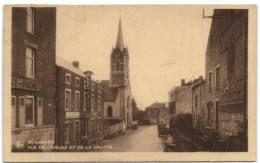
[3, 4, 257, 162]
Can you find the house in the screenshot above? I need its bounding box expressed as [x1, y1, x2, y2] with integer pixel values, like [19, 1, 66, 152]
[204, 10, 248, 142]
[145, 102, 165, 124]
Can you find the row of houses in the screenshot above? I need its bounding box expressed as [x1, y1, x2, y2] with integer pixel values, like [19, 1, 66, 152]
[168, 9, 248, 147]
[11, 7, 133, 150]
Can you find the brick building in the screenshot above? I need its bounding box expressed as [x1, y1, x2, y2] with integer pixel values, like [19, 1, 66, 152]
[56, 57, 104, 145]
[204, 10, 248, 142]
[11, 7, 56, 150]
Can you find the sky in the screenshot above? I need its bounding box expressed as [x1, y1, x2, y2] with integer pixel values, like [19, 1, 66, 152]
[56, 5, 213, 110]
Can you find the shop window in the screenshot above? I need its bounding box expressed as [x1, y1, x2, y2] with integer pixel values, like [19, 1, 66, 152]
[19, 97, 25, 128]
[11, 96, 16, 129]
[65, 89, 71, 111]
[75, 91, 80, 111]
[75, 77, 80, 87]
[66, 73, 71, 84]
[26, 47, 35, 78]
[25, 96, 34, 126]
[27, 7, 35, 34]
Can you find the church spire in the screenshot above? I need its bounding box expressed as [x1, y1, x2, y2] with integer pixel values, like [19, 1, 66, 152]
[115, 18, 124, 51]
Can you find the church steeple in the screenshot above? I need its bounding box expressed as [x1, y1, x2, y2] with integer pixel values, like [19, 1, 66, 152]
[115, 18, 124, 52]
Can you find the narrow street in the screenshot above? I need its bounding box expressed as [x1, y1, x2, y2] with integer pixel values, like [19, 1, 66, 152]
[92, 125, 164, 152]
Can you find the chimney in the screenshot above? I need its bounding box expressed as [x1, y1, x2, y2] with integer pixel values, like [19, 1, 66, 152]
[199, 75, 203, 80]
[181, 79, 185, 86]
[72, 61, 79, 68]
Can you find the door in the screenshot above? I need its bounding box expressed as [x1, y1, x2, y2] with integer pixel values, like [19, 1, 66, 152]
[216, 101, 219, 131]
[91, 120, 94, 141]
[74, 122, 80, 145]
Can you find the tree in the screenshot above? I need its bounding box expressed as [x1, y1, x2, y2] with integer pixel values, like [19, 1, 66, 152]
[131, 98, 138, 120]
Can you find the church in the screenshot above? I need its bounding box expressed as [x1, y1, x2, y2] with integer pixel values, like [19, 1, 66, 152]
[101, 18, 133, 135]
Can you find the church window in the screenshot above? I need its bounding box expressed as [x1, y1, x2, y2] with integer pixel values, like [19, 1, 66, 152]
[115, 60, 120, 71]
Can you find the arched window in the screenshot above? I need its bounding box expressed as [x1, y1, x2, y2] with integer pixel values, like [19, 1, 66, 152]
[115, 60, 120, 71]
[107, 106, 112, 117]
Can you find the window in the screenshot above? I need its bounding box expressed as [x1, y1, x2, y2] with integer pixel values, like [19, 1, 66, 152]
[98, 86, 101, 93]
[75, 77, 80, 87]
[37, 98, 43, 126]
[26, 47, 35, 78]
[11, 96, 16, 129]
[27, 7, 35, 34]
[228, 46, 235, 75]
[91, 94, 95, 111]
[216, 67, 220, 88]
[91, 83, 94, 91]
[66, 73, 71, 84]
[84, 80, 87, 89]
[115, 60, 120, 71]
[25, 96, 34, 126]
[195, 95, 198, 108]
[65, 89, 71, 111]
[83, 93, 86, 112]
[98, 96, 101, 111]
[208, 72, 212, 91]
[75, 91, 80, 111]
[208, 107, 212, 120]
[98, 118, 101, 133]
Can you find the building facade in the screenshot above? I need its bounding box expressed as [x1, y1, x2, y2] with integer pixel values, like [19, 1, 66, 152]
[11, 7, 56, 150]
[205, 10, 248, 141]
[56, 57, 104, 145]
[145, 102, 165, 124]
[191, 80, 206, 130]
[56, 57, 85, 146]
[169, 77, 203, 116]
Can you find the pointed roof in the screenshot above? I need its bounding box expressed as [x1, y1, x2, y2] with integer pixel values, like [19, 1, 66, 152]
[115, 18, 124, 51]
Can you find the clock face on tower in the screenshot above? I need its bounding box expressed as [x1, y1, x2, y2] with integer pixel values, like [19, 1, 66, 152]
[115, 52, 120, 57]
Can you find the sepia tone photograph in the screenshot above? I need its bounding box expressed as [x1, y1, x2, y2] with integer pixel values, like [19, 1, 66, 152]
[3, 4, 257, 162]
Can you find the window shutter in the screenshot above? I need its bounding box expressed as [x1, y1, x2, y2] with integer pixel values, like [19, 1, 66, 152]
[37, 98, 43, 126]
[19, 97, 25, 128]
[11, 96, 16, 129]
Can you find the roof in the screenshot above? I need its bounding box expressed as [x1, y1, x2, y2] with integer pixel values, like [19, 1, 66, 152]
[115, 18, 124, 52]
[56, 56, 85, 77]
[101, 80, 118, 101]
[146, 102, 165, 109]
[169, 86, 188, 95]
